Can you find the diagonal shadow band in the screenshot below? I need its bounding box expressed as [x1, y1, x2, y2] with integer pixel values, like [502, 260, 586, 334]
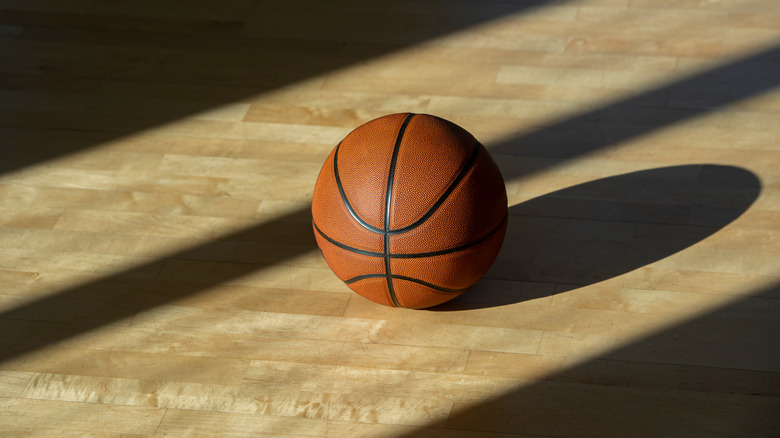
[0, 0, 555, 175]
[2, 2, 779, 181]
[491, 44, 780, 179]
[0, 208, 316, 363]
[396, 281, 780, 438]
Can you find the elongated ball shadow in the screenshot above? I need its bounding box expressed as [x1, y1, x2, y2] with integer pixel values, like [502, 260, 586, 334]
[438, 164, 761, 310]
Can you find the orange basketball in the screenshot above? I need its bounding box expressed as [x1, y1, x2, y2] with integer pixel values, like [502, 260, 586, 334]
[311, 113, 507, 309]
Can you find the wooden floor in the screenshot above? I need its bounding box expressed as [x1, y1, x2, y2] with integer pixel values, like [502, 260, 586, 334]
[1, 0, 779, 436]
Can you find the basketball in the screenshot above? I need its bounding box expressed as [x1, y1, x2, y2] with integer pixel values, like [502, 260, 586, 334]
[311, 113, 508, 309]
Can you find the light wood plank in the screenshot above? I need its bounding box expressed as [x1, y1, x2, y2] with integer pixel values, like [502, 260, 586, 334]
[157, 408, 327, 437]
[0, 397, 166, 436]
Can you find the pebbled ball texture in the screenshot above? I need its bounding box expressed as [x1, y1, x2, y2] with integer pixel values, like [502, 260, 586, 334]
[311, 113, 507, 309]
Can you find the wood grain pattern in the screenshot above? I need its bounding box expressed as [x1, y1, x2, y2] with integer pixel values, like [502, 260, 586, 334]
[1, 0, 778, 436]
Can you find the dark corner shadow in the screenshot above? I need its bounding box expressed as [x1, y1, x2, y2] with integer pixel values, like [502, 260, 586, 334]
[0, 207, 317, 364]
[0, 0, 553, 175]
[436, 164, 761, 310]
[399, 281, 780, 437]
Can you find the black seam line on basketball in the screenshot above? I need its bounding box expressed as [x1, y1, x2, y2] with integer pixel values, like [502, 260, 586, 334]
[387, 141, 483, 235]
[333, 141, 384, 234]
[312, 221, 385, 257]
[389, 213, 507, 258]
[384, 113, 415, 308]
[313, 213, 507, 259]
[344, 274, 467, 293]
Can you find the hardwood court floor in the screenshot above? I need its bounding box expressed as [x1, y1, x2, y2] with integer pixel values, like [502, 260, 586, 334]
[1, 0, 779, 436]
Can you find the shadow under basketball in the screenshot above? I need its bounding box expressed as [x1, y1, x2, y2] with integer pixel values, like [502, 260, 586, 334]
[435, 164, 761, 310]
